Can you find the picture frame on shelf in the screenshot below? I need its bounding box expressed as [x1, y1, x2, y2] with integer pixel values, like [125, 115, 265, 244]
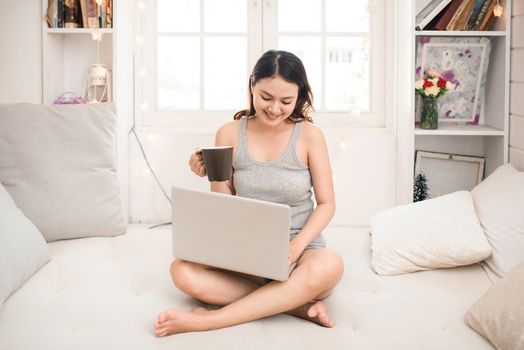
[415, 37, 492, 125]
[414, 150, 485, 198]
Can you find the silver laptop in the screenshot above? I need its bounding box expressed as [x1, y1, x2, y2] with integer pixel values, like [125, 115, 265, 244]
[172, 186, 292, 281]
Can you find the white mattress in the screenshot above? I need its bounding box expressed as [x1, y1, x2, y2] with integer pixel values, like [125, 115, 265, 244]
[0, 225, 493, 350]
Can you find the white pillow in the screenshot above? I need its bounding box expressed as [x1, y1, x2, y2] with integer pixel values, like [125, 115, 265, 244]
[0, 182, 50, 305]
[370, 191, 492, 275]
[471, 164, 524, 280]
[0, 103, 126, 242]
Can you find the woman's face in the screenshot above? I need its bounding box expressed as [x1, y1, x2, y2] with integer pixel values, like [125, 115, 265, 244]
[251, 76, 299, 126]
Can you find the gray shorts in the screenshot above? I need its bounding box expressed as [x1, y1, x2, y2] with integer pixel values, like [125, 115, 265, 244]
[290, 231, 326, 250]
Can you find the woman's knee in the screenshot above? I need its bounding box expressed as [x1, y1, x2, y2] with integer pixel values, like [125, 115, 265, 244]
[302, 250, 344, 288]
[170, 259, 203, 293]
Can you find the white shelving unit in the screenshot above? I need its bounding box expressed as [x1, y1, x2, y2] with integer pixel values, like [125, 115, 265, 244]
[41, 1, 114, 104]
[411, 0, 512, 190]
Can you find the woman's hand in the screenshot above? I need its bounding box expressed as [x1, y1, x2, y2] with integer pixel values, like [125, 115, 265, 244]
[188, 148, 206, 177]
[288, 238, 306, 267]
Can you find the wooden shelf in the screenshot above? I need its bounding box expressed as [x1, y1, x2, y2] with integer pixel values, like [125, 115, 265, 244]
[415, 30, 506, 37]
[415, 123, 505, 136]
[45, 28, 114, 34]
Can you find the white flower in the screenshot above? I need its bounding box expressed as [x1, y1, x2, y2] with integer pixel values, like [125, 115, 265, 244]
[445, 81, 454, 90]
[415, 80, 424, 90]
[426, 85, 440, 96]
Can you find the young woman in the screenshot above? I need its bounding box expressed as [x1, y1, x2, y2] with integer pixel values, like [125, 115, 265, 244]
[155, 50, 344, 336]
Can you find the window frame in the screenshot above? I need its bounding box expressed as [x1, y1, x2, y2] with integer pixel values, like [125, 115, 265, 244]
[135, 0, 390, 130]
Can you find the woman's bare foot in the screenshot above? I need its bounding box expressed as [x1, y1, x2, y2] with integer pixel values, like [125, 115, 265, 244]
[286, 301, 334, 327]
[154, 308, 212, 337]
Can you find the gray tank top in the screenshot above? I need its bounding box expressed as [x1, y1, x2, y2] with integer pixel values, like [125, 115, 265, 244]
[233, 117, 325, 248]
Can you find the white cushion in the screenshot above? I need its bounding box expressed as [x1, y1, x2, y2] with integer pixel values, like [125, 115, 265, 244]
[0, 103, 126, 242]
[370, 191, 492, 275]
[471, 163, 524, 280]
[0, 182, 50, 306]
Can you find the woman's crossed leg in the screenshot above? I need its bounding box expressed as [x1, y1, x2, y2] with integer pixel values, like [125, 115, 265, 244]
[154, 248, 344, 336]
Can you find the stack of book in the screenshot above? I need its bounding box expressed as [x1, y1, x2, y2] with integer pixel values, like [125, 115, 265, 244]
[45, 0, 113, 29]
[416, 0, 498, 31]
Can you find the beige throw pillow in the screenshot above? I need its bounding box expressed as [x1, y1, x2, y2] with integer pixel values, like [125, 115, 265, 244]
[0, 103, 126, 241]
[465, 260, 524, 350]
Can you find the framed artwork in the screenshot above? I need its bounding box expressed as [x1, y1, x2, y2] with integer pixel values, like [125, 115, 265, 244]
[414, 151, 485, 198]
[415, 37, 492, 124]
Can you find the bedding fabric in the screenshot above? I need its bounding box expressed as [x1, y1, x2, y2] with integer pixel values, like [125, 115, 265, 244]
[370, 191, 492, 275]
[0, 103, 126, 241]
[0, 226, 493, 350]
[465, 259, 524, 350]
[0, 182, 50, 306]
[471, 163, 524, 280]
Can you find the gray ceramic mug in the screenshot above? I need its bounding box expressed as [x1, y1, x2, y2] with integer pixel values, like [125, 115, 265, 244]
[201, 146, 233, 182]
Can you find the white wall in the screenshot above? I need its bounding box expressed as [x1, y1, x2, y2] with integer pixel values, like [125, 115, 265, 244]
[0, 0, 42, 103]
[510, 0, 524, 170]
[128, 127, 397, 227]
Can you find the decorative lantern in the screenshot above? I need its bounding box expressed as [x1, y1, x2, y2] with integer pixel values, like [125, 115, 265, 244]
[84, 63, 112, 103]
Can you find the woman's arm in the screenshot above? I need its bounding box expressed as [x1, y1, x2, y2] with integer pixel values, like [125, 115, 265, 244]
[187, 121, 237, 195]
[288, 124, 335, 264]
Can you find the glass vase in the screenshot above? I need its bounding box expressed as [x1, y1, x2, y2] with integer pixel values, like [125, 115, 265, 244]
[420, 96, 439, 130]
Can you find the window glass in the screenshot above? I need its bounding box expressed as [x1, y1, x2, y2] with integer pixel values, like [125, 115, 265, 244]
[157, 0, 199, 32]
[204, 37, 247, 109]
[204, 0, 247, 33]
[157, 37, 200, 110]
[326, 0, 369, 32]
[278, 0, 321, 32]
[325, 37, 370, 112]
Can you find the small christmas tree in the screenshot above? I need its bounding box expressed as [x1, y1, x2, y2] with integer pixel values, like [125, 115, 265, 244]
[413, 172, 429, 202]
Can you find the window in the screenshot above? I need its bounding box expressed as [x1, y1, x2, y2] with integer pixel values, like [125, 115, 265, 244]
[136, 0, 387, 127]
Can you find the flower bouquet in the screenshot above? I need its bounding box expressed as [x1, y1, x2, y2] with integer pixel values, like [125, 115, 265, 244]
[415, 70, 454, 129]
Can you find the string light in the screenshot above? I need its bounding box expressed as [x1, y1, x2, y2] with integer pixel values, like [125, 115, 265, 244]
[91, 30, 103, 41]
[138, 0, 147, 12]
[142, 166, 152, 177]
[339, 136, 348, 150]
[146, 133, 157, 144]
[493, 1, 503, 17]
[136, 35, 146, 47]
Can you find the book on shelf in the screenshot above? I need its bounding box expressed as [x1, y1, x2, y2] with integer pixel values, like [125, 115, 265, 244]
[86, 0, 99, 28]
[45, 0, 57, 28]
[432, 0, 465, 30]
[64, 0, 82, 28]
[104, 0, 112, 28]
[45, 0, 112, 29]
[446, 0, 477, 30]
[416, 0, 453, 30]
[57, 0, 64, 28]
[465, 0, 487, 30]
[79, 0, 88, 29]
[468, 0, 496, 30]
[479, 6, 496, 30]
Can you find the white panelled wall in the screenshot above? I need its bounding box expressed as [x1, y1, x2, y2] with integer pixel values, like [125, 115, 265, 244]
[128, 128, 396, 227]
[510, 0, 524, 170]
[0, 0, 42, 103]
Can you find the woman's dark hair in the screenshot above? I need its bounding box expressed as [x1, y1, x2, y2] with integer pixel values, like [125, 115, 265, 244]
[233, 50, 314, 123]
